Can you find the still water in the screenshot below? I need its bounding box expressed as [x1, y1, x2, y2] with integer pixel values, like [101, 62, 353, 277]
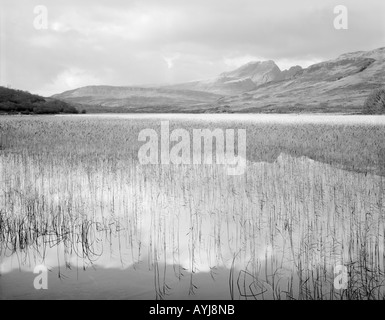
[1, 114, 385, 299]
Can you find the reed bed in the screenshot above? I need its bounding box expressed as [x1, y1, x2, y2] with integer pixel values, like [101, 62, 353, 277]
[0, 115, 384, 300]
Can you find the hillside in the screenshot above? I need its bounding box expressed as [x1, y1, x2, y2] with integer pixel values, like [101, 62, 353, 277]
[162, 60, 300, 95]
[0, 86, 79, 114]
[52, 47, 385, 114]
[52, 86, 221, 113]
[212, 47, 385, 113]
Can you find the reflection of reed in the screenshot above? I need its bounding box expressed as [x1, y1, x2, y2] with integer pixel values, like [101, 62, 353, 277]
[1, 151, 384, 299]
[0, 206, 120, 267]
[1, 117, 385, 299]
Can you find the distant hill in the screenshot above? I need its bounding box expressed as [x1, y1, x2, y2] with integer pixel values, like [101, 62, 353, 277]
[52, 47, 385, 114]
[214, 47, 385, 113]
[161, 60, 301, 95]
[52, 86, 221, 113]
[0, 86, 79, 114]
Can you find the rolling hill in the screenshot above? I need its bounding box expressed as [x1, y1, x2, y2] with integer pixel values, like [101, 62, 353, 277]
[213, 47, 385, 113]
[52, 86, 221, 113]
[52, 47, 385, 114]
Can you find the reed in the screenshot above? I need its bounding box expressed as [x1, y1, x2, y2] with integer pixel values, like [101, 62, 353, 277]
[0, 115, 384, 299]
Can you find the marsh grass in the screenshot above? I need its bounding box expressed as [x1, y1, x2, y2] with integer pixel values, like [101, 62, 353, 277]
[0, 115, 385, 299]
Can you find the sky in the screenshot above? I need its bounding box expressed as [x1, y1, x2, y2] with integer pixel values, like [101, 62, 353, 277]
[0, 0, 384, 96]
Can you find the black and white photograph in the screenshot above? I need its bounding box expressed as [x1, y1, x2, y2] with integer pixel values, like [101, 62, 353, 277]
[0, 0, 385, 307]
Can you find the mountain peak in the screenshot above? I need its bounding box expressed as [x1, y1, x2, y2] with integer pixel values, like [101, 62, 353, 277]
[162, 59, 302, 94]
[220, 60, 281, 86]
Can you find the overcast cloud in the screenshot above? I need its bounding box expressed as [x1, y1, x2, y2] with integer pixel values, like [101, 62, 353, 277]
[0, 0, 384, 96]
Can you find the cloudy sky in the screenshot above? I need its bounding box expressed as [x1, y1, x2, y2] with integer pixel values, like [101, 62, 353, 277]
[1, 0, 384, 96]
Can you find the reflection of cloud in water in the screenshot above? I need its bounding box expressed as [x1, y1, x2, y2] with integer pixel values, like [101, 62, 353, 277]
[1, 152, 384, 299]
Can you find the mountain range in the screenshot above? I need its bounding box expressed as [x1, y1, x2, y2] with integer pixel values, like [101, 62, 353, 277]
[52, 47, 385, 113]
